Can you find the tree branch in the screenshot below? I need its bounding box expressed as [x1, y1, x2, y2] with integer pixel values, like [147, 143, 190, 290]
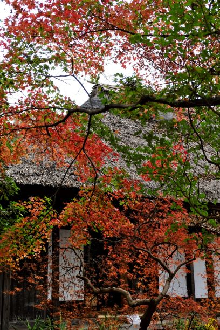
[90, 16, 220, 39]
[52, 114, 98, 204]
[135, 95, 220, 109]
[156, 256, 196, 303]
[77, 275, 150, 307]
[187, 108, 220, 168]
[2, 94, 220, 134]
[132, 245, 173, 276]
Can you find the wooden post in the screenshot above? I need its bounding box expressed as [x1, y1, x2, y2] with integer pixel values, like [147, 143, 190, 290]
[186, 263, 195, 298]
[0, 272, 2, 330]
[51, 227, 60, 322]
[189, 262, 196, 298]
[0, 271, 11, 330]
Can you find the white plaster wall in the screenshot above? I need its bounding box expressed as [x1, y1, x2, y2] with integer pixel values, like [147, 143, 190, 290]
[47, 229, 84, 301]
[59, 229, 84, 301]
[193, 258, 208, 298]
[159, 251, 188, 297]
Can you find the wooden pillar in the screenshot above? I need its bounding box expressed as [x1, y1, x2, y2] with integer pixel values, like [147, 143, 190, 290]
[0, 271, 11, 330]
[51, 227, 60, 321]
[186, 263, 195, 298]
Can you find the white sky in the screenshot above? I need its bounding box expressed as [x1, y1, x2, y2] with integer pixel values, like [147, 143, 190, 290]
[53, 63, 135, 105]
[0, 2, 136, 106]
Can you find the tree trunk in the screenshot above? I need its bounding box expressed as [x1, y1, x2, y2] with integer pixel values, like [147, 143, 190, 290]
[139, 299, 157, 330]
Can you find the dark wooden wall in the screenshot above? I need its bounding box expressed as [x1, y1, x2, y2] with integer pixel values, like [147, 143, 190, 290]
[0, 184, 79, 328]
[9, 274, 46, 322]
[0, 271, 10, 330]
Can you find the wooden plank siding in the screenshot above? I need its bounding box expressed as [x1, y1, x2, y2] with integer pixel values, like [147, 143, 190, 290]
[0, 271, 10, 330]
[9, 276, 45, 322]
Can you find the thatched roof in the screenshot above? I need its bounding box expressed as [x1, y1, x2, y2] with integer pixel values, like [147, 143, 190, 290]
[6, 157, 81, 188]
[5, 91, 220, 203]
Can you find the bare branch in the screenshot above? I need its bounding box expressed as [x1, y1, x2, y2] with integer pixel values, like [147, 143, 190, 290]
[90, 16, 220, 39]
[187, 108, 220, 168]
[52, 114, 98, 203]
[132, 245, 173, 276]
[78, 275, 150, 307]
[156, 256, 196, 303]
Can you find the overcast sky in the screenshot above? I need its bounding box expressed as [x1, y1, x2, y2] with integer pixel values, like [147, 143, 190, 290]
[50, 62, 135, 105]
[0, 2, 136, 106]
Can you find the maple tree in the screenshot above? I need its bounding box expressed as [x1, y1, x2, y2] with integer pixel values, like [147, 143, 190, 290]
[1, 189, 219, 329]
[58, 190, 219, 329]
[0, 0, 219, 329]
[0, 0, 218, 208]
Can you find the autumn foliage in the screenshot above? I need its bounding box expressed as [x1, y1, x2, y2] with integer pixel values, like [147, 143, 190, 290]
[0, 0, 219, 328]
[1, 187, 219, 328]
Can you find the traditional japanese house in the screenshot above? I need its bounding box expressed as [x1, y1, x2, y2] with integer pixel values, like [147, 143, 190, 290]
[1, 89, 219, 329]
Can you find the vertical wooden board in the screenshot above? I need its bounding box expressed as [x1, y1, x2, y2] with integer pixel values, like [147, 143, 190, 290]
[187, 263, 195, 298]
[0, 273, 3, 330]
[9, 278, 14, 321]
[1, 272, 10, 330]
[23, 277, 30, 320]
[10, 278, 18, 321]
[51, 226, 60, 318]
[47, 238, 52, 301]
[29, 286, 36, 320]
[13, 279, 24, 320]
[193, 258, 208, 298]
[24, 279, 37, 320]
[3, 273, 10, 330]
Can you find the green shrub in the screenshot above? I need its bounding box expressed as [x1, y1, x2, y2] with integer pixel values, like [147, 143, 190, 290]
[25, 317, 66, 330]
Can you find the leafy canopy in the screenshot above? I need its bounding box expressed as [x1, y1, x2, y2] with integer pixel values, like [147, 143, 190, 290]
[0, 0, 219, 208]
[0, 1, 219, 327]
